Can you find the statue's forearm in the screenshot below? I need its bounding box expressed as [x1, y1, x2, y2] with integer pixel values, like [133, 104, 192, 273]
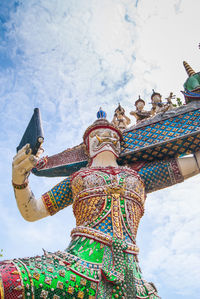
[13, 186, 49, 222]
[177, 152, 200, 180]
[12, 144, 49, 221]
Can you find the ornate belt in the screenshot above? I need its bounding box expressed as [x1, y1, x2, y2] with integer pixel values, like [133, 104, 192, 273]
[71, 226, 139, 255]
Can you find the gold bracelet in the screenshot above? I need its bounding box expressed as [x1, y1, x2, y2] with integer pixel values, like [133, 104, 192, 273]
[12, 179, 29, 190]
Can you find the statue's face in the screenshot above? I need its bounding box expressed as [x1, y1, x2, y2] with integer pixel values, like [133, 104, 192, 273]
[88, 128, 121, 159]
[136, 101, 145, 111]
[152, 94, 161, 103]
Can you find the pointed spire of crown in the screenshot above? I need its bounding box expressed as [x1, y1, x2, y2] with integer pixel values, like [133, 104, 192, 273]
[118, 103, 122, 111]
[183, 61, 196, 77]
[97, 107, 107, 119]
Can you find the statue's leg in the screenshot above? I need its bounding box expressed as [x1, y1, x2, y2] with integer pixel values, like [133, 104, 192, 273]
[0, 251, 99, 299]
[0, 237, 161, 299]
[96, 247, 161, 299]
[127, 255, 161, 299]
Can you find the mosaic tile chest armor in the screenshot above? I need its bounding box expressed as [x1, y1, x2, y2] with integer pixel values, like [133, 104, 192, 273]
[72, 167, 145, 242]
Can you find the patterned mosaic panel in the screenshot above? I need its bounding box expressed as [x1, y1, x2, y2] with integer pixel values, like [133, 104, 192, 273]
[119, 109, 200, 163]
[0, 261, 24, 299]
[14, 252, 98, 299]
[42, 177, 73, 215]
[138, 159, 183, 193]
[93, 214, 113, 236]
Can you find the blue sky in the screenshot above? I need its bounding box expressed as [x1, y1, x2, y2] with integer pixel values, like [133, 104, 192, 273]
[0, 1, 200, 298]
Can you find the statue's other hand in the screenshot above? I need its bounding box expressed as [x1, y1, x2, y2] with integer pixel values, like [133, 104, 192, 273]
[12, 144, 38, 185]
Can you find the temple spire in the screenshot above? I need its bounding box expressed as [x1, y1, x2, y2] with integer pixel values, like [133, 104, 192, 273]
[183, 61, 196, 77]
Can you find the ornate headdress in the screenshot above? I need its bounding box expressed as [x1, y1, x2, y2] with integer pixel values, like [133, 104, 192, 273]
[151, 89, 162, 100]
[135, 95, 145, 106]
[83, 108, 123, 149]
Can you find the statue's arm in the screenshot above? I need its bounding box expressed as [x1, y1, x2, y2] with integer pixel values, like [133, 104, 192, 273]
[124, 114, 131, 125]
[137, 158, 184, 193]
[13, 187, 49, 222]
[12, 144, 48, 221]
[177, 152, 200, 179]
[41, 176, 73, 216]
[12, 144, 73, 222]
[137, 153, 200, 193]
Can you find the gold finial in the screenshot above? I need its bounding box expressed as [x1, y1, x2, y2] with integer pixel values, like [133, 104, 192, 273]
[183, 61, 196, 77]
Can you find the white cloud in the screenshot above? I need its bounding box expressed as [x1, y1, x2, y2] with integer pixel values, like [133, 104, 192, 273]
[135, 0, 200, 102]
[1, 0, 140, 156]
[138, 177, 200, 296]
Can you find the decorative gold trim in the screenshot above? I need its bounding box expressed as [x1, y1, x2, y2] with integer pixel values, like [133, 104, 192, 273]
[16, 259, 34, 299]
[42, 192, 58, 216]
[12, 261, 25, 299]
[111, 193, 123, 239]
[0, 276, 4, 299]
[71, 226, 139, 254]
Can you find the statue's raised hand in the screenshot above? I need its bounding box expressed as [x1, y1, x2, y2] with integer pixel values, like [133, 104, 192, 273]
[12, 144, 48, 221]
[12, 144, 38, 185]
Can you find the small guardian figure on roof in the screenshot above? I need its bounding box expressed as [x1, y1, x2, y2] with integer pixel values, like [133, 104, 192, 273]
[111, 103, 131, 130]
[130, 96, 152, 123]
[150, 89, 164, 114]
[165, 92, 176, 108]
[151, 90, 177, 115]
